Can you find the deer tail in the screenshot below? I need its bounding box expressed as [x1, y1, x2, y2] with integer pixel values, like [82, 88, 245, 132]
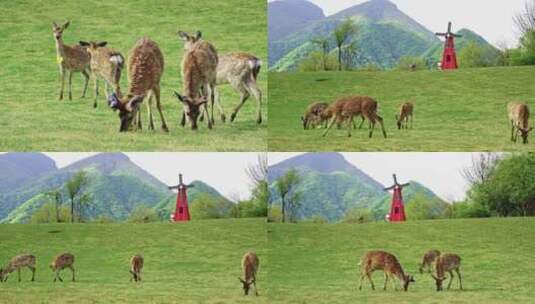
[248, 57, 262, 81]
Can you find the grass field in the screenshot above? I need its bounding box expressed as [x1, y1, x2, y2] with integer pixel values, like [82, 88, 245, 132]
[267, 218, 535, 303]
[268, 67, 535, 151]
[0, 218, 267, 304]
[0, 0, 266, 151]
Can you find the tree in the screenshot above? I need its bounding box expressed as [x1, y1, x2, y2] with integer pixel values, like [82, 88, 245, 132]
[45, 189, 64, 223]
[66, 171, 89, 223]
[245, 153, 269, 217]
[311, 37, 329, 71]
[514, 0, 535, 37]
[127, 206, 159, 223]
[405, 193, 441, 220]
[342, 40, 358, 70]
[334, 19, 357, 71]
[461, 153, 500, 186]
[458, 42, 486, 68]
[30, 203, 71, 224]
[275, 169, 301, 223]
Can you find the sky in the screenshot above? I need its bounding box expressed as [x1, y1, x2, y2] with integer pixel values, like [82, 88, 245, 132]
[269, 0, 527, 47]
[268, 152, 487, 202]
[43, 153, 261, 201]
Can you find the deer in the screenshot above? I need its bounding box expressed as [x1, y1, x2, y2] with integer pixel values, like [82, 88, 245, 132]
[419, 249, 440, 274]
[107, 38, 169, 133]
[79, 41, 125, 108]
[431, 253, 462, 291]
[396, 102, 414, 130]
[358, 250, 415, 292]
[129, 255, 144, 282]
[507, 102, 533, 144]
[238, 252, 259, 296]
[322, 96, 387, 139]
[0, 254, 36, 282]
[50, 252, 75, 282]
[52, 21, 91, 101]
[214, 53, 263, 124]
[302, 102, 329, 129]
[174, 30, 218, 130]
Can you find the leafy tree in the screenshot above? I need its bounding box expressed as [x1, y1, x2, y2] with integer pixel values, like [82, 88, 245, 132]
[458, 42, 486, 68]
[334, 19, 357, 71]
[190, 194, 233, 219]
[66, 171, 89, 223]
[405, 193, 441, 220]
[30, 203, 70, 224]
[45, 189, 64, 223]
[127, 206, 159, 223]
[311, 37, 329, 71]
[342, 207, 374, 223]
[298, 52, 338, 71]
[275, 169, 301, 223]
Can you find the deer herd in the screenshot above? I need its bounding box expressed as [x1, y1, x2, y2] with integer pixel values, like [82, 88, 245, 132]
[0, 251, 260, 296]
[303, 97, 533, 144]
[52, 21, 263, 132]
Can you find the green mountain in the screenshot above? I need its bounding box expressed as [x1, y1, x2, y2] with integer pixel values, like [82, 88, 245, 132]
[268, 153, 446, 222]
[0, 153, 57, 192]
[269, 0, 499, 71]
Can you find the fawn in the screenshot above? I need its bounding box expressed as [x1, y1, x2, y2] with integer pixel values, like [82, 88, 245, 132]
[302, 102, 329, 129]
[358, 250, 415, 291]
[0, 254, 36, 282]
[238, 252, 260, 296]
[396, 102, 414, 130]
[419, 249, 440, 274]
[129, 255, 144, 282]
[52, 21, 91, 100]
[431, 253, 462, 291]
[50, 253, 75, 282]
[508, 102, 532, 144]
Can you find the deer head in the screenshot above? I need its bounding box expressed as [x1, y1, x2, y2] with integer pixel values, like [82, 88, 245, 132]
[402, 274, 415, 291]
[519, 127, 533, 144]
[177, 30, 202, 51]
[301, 116, 308, 130]
[79, 41, 108, 56]
[174, 91, 207, 130]
[431, 274, 446, 291]
[108, 93, 144, 132]
[52, 21, 70, 41]
[0, 268, 4, 282]
[238, 277, 254, 295]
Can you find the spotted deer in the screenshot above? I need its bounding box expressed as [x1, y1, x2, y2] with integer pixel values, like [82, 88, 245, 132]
[79, 41, 124, 108]
[302, 102, 329, 129]
[52, 21, 91, 100]
[419, 249, 440, 274]
[129, 254, 144, 282]
[238, 252, 259, 296]
[174, 31, 218, 130]
[0, 254, 36, 282]
[431, 253, 462, 291]
[396, 102, 414, 130]
[214, 53, 263, 124]
[107, 38, 168, 132]
[322, 96, 387, 139]
[358, 250, 415, 291]
[50, 252, 75, 282]
[508, 102, 532, 144]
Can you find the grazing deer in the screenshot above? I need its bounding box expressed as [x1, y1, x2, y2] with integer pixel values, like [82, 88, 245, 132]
[52, 21, 91, 100]
[419, 249, 440, 274]
[107, 38, 168, 132]
[79, 41, 124, 108]
[129, 255, 144, 282]
[238, 252, 259, 296]
[302, 102, 329, 129]
[174, 30, 218, 130]
[358, 250, 415, 292]
[214, 53, 263, 124]
[0, 254, 36, 282]
[396, 102, 414, 130]
[508, 102, 533, 144]
[50, 253, 75, 282]
[322, 96, 387, 139]
[431, 253, 462, 291]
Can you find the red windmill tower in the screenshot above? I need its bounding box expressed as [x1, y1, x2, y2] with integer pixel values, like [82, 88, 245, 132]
[168, 173, 194, 222]
[435, 22, 462, 70]
[384, 174, 409, 222]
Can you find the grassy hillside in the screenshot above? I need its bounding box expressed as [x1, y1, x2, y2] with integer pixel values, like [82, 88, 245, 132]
[0, 0, 267, 151]
[267, 218, 535, 303]
[268, 66, 535, 151]
[0, 218, 267, 304]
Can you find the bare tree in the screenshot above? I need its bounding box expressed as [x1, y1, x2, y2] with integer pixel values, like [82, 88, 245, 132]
[461, 153, 501, 186]
[66, 171, 89, 223]
[45, 189, 63, 223]
[275, 169, 301, 223]
[514, 0, 535, 36]
[246, 153, 268, 188]
[334, 19, 357, 71]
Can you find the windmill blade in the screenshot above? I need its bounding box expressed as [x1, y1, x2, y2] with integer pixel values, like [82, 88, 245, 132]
[168, 185, 179, 190]
[435, 32, 447, 36]
[447, 22, 452, 33]
[400, 182, 410, 188]
[187, 184, 195, 188]
[384, 186, 395, 191]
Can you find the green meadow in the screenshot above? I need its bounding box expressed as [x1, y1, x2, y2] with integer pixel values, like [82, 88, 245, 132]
[268, 66, 535, 151]
[0, 218, 267, 304]
[267, 217, 535, 303]
[0, 0, 267, 151]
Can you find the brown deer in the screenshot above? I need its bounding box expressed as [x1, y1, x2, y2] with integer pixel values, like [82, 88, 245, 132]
[79, 41, 124, 108]
[322, 96, 387, 138]
[52, 21, 91, 100]
[508, 102, 532, 144]
[174, 30, 218, 130]
[107, 38, 168, 132]
[238, 252, 259, 296]
[214, 53, 263, 124]
[431, 253, 462, 291]
[129, 255, 144, 282]
[419, 249, 440, 274]
[0, 254, 36, 282]
[50, 252, 75, 282]
[396, 102, 414, 130]
[358, 250, 415, 291]
[302, 102, 329, 129]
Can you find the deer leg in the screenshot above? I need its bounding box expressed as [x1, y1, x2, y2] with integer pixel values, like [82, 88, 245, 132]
[206, 84, 215, 125]
[456, 269, 462, 290]
[347, 117, 354, 137]
[204, 104, 213, 129]
[358, 116, 365, 129]
[59, 69, 65, 100]
[231, 90, 250, 123]
[253, 276, 259, 296]
[104, 81, 110, 99]
[213, 87, 226, 123]
[30, 266, 35, 281]
[358, 272, 366, 291]
[367, 272, 375, 290]
[68, 71, 73, 100]
[368, 118, 376, 138]
[383, 273, 388, 290]
[146, 91, 155, 131]
[70, 266, 75, 282]
[511, 121, 515, 142]
[323, 116, 339, 137]
[447, 271, 454, 290]
[57, 270, 63, 282]
[93, 76, 99, 108]
[181, 110, 186, 127]
[246, 81, 263, 124]
[153, 86, 168, 132]
[81, 69, 90, 98]
[377, 115, 387, 138]
[18, 268, 21, 282]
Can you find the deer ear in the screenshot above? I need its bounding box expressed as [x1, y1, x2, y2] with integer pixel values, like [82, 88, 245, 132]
[177, 31, 189, 41]
[107, 93, 121, 111]
[52, 22, 58, 28]
[126, 95, 144, 112]
[173, 91, 186, 103]
[238, 277, 245, 283]
[96, 41, 108, 47]
[79, 41, 90, 47]
[63, 21, 70, 29]
[195, 31, 202, 40]
[197, 96, 208, 106]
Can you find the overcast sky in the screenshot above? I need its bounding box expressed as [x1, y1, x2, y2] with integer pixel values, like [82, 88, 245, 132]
[42, 153, 260, 201]
[269, 0, 526, 47]
[268, 152, 489, 202]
